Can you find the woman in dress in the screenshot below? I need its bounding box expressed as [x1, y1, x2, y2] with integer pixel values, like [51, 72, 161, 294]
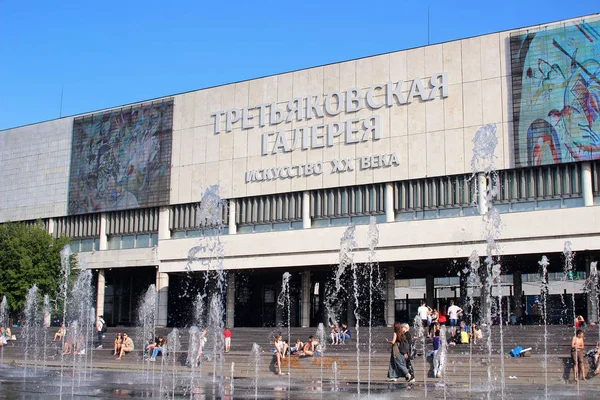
[385, 322, 413, 382]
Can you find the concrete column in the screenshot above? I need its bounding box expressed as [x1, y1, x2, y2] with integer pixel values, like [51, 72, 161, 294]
[477, 172, 488, 215]
[158, 207, 171, 240]
[582, 162, 593, 206]
[226, 271, 236, 328]
[384, 182, 395, 223]
[513, 271, 523, 319]
[228, 199, 237, 235]
[301, 270, 311, 327]
[99, 213, 108, 250]
[386, 266, 396, 326]
[96, 269, 105, 318]
[302, 191, 311, 229]
[156, 271, 169, 327]
[47, 218, 54, 236]
[426, 274, 435, 308]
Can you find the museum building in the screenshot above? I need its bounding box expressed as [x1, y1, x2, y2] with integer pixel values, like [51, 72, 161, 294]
[1, 14, 599, 327]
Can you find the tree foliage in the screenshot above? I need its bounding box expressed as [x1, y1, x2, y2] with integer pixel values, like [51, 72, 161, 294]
[0, 222, 72, 318]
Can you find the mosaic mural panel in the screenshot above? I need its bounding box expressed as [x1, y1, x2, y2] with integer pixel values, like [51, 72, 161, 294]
[511, 19, 600, 167]
[68, 100, 173, 215]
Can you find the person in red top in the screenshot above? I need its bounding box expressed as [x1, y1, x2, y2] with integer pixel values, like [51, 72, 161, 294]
[223, 326, 232, 353]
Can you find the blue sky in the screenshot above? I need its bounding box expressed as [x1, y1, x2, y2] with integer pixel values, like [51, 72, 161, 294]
[0, 0, 598, 130]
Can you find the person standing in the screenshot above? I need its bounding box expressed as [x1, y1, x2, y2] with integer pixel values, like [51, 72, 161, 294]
[417, 301, 431, 334]
[571, 329, 586, 381]
[447, 301, 463, 334]
[223, 326, 232, 353]
[96, 315, 106, 349]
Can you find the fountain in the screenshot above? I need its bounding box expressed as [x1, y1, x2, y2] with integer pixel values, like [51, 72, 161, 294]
[277, 271, 292, 381]
[366, 215, 380, 394]
[539, 255, 550, 399]
[471, 123, 505, 396]
[136, 285, 157, 361]
[58, 244, 72, 399]
[249, 343, 261, 399]
[23, 285, 40, 378]
[563, 242, 577, 332]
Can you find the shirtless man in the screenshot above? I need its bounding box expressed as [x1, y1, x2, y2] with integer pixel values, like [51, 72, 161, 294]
[571, 329, 586, 381]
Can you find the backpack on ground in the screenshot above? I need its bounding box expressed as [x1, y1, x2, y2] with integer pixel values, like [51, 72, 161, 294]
[509, 346, 522, 357]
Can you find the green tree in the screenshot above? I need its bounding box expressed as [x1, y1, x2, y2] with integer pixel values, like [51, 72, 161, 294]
[0, 222, 72, 319]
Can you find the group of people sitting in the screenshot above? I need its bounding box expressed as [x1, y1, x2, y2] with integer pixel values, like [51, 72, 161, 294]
[272, 334, 322, 375]
[0, 327, 14, 346]
[329, 323, 351, 345]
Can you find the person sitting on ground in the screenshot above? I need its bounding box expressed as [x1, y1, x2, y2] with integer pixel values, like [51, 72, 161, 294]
[62, 329, 77, 355]
[330, 324, 340, 345]
[290, 338, 304, 355]
[459, 321, 469, 334]
[340, 323, 351, 344]
[145, 337, 158, 357]
[113, 333, 123, 356]
[575, 315, 586, 329]
[571, 329, 586, 381]
[0, 327, 7, 347]
[53, 323, 67, 342]
[273, 334, 287, 375]
[116, 333, 134, 360]
[593, 340, 600, 376]
[301, 336, 316, 356]
[149, 336, 167, 361]
[459, 326, 470, 344]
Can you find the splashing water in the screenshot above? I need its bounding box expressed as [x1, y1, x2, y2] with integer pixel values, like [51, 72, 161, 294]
[164, 328, 181, 400]
[277, 272, 292, 382]
[69, 264, 94, 384]
[316, 322, 326, 391]
[249, 343, 261, 399]
[23, 285, 39, 378]
[59, 245, 72, 399]
[563, 242, 577, 333]
[367, 215, 380, 395]
[0, 295, 8, 366]
[471, 123, 504, 397]
[583, 262, 599, 346]
[467, 250, 481, 391]
[136, 285, 157, 360]
[539, 256, 550, 399]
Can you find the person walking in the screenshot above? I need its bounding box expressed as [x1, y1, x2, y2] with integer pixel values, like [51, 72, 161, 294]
[96, 315, 106, 349]
[386, 322, 414, 383]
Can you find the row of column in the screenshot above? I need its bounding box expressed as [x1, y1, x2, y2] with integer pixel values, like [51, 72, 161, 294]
[89, 161, 595, 326]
